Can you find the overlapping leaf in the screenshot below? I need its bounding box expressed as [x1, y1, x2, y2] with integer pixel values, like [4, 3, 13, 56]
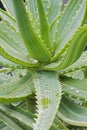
[52, 0, 86, 61]
[0, 8, 17, 30]
[32, 71, 61, 130]
[58, 96, 87, 126]
[1, 0, 15, 17]
[60, 51, 87, 74]
[0, 54, 23, 69]
[0, 21, 39, 67]
[61, 76, 87, 100]
[0, 105, 34, 130]
[12, 0, 51, 62]
[0, 72, 34, 102]
[44, 26, 87, 70]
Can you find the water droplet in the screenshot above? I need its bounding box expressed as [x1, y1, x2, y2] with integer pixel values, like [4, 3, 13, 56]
[70, 87, 74, 90]
[82, 58, 86, 62]
[75, 90, 79, 93]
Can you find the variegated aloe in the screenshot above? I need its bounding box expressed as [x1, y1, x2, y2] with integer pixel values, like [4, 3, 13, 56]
[0, 0, 87, 129]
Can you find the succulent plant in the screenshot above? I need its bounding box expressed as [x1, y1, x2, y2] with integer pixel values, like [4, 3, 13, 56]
[0, 0, 87, 129]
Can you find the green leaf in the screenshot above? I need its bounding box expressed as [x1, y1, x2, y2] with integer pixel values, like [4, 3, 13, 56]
[32, 71, 61, 130]
[54, 117, 69, 130]
[0, 72, 34, 103]
[52, 0, 86, 61]
[0, 9, 17, 30]
[58, 96, 87, 126]
[44, 26, 87, 70]
[0, 46, 39, 68]
[27, 0, 62, 25]
[60, 51, 87, 74]
[36, 0, 50, 49]
[1, 0, 15, 17]
[0, 111, 24, 130]
[47, 0, 62, 24]
[12, 0, 51, 62]
[57, 26, 87, 69]
[0, 104, 63, 130]
[61, 76, 87, 100]
[26, 0, 62, 51]
[49, 0, 62, 52]
[0, 105, 34, 130]
[0, 21, 27, 55]
[26, 0, 38, 21]
[0, 54, 23, 69]
[0, 21, 39, 67]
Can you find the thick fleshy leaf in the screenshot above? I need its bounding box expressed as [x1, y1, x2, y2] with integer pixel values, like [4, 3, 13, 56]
[26, 0, 62, 25]
[26, 0, 38, 21]
[0, 111, 24, 130]
[0, 73, 34, 102]
[0, 55, 24, 69]
[0, 21, 39, 67]
[36, 0, 50, 49]
[32, 71, 61, 130]
[58, 96, 87, 126]
[60, 51, 87, 74]
[52, 0, 86, 61]
[44, 26, 87, 70]
[47, 0, 62, 24]
[0, 21, 27, 55]
[26, 0, 62, 51]
[57, 26, 87, 69]
[0, 121, 11, 130]
[61, 76, 87, 100]
[0, 46, 39, 68]
[48, 0, 62, 51]
[0, 104, 65, 130]
[12, 0, 51, 62]
[0, 105, 34, 130]
[54, 117, 69, 130]
[1, 0, 15, 17]
[0, 9, 17, 30]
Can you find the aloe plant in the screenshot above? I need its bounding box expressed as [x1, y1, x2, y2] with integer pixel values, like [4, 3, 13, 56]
[0, 0, 87, 129]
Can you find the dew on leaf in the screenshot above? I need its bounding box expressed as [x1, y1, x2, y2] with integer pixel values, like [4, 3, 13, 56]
[75, 89, 80, 93]
[70, 87, 74, 90]
[82, 58, 86, 62]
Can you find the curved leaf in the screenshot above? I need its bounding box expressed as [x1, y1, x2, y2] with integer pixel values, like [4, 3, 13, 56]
[0, 104, 64, 130]
[61, 76, 87, 100]
[57, 26, 87, 70]
[32, 71, 61, 130]
[0, 105, 34, 130]
[47, 0, 62, 24]
[0, 55, 24, 69]
[27, 0, 62, 25]
[0, 21, 27, 55]
[58, 96, 87, 126]
[48, 0, 62, 52]
[52, 0, 86, 61]
[1, 0, 15, 17]
[12, 0, 51, 62]
[26, 0, 62, 51]
[44, 26, 87, 70]
[36, 0, 50, 49]
[60, 51, 87, 74]
[54, 117, 69, 130]
[0, 46, 39, 68]
[0, 21, 39, 67]
[0, 73, 34, 102]
[0, 9, 17, 30]
[0, 104, 35, 129]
